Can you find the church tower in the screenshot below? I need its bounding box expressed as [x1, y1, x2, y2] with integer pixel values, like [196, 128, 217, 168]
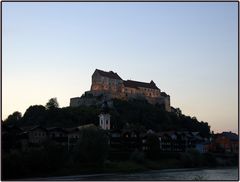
[99, 101, 111, 130]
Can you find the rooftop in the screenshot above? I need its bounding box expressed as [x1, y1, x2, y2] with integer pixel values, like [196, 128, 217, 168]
[95, 69, 122, 80]
[123, 80, 159, 90]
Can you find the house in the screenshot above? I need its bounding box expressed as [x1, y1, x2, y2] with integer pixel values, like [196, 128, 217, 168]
[47, 127, 68, 144]
[27, 126, 48, 144]
[211, 132, 239, 153]
[65, 127, 81, 144]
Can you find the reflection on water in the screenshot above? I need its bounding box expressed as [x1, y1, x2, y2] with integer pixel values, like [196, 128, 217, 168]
[40, 167, 238, 181]
[86, 168, 238, 181]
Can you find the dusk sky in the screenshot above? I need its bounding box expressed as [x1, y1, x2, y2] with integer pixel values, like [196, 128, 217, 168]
[3, 2, 238, 133]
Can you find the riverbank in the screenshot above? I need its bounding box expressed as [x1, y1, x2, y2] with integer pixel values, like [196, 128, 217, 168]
[18, 167, 238, 181]
[3, 145, 238, 180]
[12, 158, 238, 181]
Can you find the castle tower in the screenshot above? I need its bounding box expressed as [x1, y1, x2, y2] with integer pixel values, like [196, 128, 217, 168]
[99, 101, 111, 130]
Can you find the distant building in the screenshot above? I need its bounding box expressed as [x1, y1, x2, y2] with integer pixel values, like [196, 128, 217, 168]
[142, 131, 207, 153]
[27, 126, 48, 144]
[210, 132, 239, 153]
[70, 69, 171, 112]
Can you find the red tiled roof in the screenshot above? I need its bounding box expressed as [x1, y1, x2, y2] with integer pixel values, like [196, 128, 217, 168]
[95, 69, 122, 80]
[123, 80, 159, 89]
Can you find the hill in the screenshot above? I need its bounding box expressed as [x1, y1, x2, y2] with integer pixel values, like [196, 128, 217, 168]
[3, 99, 210, 137]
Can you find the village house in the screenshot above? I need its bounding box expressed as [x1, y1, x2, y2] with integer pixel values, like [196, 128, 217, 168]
[209, 132, 239, 153]
[2, 103, 237, 156]
[47, 127, 68, 145]
[141, 130, 208, 153]
[27, 126, 48, 144]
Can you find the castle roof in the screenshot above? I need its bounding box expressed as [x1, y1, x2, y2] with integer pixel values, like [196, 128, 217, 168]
[123, 80, 159, 89]
[161, 92, 170, 97]
[95, 69, 122, 80]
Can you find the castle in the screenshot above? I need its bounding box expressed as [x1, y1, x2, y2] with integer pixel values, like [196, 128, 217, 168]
[70, 69, 171, 112]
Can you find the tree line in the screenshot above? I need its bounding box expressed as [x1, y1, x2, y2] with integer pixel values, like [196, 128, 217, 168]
[3, 98, 211, 137]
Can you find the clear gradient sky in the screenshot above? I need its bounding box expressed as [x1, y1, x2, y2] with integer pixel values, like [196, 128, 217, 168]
[2, 2, 238, 133]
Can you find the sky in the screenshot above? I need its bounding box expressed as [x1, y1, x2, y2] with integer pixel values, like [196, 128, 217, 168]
[2, 2, 238, 133]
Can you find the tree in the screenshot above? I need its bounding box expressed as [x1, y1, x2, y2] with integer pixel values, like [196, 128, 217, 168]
[145, 133, 160, 160]
[72, 128, 109, 165]
[21, 105, 46, 126]
[23, 105, 46, 118]
[46, 98, 59, 110]
[4, 111, 22, 124]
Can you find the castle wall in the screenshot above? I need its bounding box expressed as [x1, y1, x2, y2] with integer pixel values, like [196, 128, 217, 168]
[138, 87, 161, 98]
[70, 97, 98, 107]
[91, 71, 123, 95]
[70, 97, 81, 107]
[70, 69, 171, 112]
[164, 96, 171, 112]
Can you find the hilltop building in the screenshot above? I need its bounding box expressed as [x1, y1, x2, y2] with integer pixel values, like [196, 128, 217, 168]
[70, 69, 171, 112]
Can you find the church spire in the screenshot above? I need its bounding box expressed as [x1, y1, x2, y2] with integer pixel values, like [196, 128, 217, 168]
[99, 101, 111, 130]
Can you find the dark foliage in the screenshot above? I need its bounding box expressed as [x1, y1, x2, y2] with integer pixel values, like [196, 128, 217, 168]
[46, 98, 59, 110]
[4, 111, 22, 125]
[3, 98, 210, 137]
[2, 143, 68, 180]
[72, 128, 109, 164]
[22, 105, 46, 126]
[2, 129, 109, 180]
[145, 133, 161, 160]
[111, 99, 210, 137]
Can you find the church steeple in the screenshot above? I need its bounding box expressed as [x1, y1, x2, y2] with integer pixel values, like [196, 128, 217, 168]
[99, 101, 111, 130]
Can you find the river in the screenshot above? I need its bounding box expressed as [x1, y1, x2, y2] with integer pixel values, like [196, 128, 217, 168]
[25, 167, 238, 181]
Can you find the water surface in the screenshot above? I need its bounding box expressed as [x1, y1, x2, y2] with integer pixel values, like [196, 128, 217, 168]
[25, 167, 238, 180]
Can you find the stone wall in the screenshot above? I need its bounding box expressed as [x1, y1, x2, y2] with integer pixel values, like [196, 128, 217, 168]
[70, 70, 171, 112]
[91, 71, 123, 95]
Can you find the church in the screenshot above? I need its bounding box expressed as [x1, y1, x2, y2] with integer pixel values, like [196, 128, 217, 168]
[70, 69, 171, 112]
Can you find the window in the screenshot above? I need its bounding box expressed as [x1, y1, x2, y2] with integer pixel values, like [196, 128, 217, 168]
[106, 120, 108, 124]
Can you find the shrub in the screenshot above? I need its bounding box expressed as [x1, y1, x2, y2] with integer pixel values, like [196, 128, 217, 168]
[72, 128, 109, 165]
[130, 149, 145, 164]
